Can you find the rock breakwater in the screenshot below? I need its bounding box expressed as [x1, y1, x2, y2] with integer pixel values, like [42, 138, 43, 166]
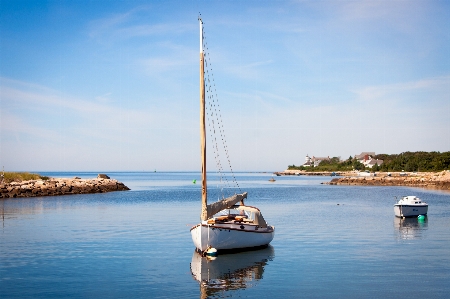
[325, 171, 450, 190]
[274, 170, 343, 176]
[0, 177, 130, 198]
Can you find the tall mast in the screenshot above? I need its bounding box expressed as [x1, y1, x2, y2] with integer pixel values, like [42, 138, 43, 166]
[199, 17, 207, 221]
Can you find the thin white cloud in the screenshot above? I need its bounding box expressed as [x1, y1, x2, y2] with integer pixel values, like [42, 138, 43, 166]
[88, 5, 152, 38]
[336, 1, 405, 21]
[0, 76, 199, 170]
[88, 5, 193, 43]
[115, 23, 193, 39]
[142, 57, 181, 74]
[0, 77, 171, 139]
[243, 60, 274, 69]
[223, 59, 274, 80]
[353, 75, 450, 103]
[0, 113, 55, 143]
[255, 90, 294, 105]
[95, 92, 113, 103]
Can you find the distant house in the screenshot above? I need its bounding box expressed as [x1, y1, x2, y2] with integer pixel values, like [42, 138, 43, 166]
[303, 155, 313, 167]
[355, 152, 383, 168]
[365, 159, 383, 168]
[302, 154, 331, 167]
[354, 152, 376, 160]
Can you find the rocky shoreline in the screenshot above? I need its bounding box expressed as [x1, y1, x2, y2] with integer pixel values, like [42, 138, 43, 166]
[274, 170, 450, 190]
[274, 170, 341, 176]
[325, 171, 450, 190]
[0, 175, 130, 198]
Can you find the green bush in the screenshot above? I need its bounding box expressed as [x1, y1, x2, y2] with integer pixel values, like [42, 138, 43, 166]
[1, 172, 49, 183]
[288, 151, 450, 172]
[377, 151, 450, 172]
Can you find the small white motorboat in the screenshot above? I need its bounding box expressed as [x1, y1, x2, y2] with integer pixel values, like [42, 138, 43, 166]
[394, 195, 428, 218]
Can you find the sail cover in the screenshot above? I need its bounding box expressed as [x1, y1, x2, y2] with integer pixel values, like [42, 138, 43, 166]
[205, 192, 247, 220]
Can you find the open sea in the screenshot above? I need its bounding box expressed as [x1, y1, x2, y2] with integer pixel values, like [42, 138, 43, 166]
[1, 172, 450, 298]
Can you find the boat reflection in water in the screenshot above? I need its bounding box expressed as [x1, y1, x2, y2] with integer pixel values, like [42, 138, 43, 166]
[190, 246, 275, 298]
[394, 216, 428, 240]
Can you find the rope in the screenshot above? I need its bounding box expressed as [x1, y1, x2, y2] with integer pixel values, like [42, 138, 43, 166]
[201, 25, 242, 198]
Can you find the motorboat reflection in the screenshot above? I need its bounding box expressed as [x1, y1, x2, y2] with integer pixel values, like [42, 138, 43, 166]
[394, 216, 428, 240]
[190, 245, 274, 298]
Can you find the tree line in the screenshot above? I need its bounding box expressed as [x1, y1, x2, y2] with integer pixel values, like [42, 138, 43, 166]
[288, 151, 450, 172]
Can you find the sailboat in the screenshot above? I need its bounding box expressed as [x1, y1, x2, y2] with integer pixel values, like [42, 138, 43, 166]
[190, 17, 275, 254]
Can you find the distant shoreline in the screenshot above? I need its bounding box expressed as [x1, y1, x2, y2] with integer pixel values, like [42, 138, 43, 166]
[326, 171, 450, 190]
[274, 170, 450, 190]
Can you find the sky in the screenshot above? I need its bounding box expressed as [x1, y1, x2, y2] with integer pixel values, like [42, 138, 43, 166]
[1, 0, 449, 172]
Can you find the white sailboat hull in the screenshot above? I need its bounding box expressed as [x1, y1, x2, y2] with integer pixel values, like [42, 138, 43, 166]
[190, 222, 275, 251]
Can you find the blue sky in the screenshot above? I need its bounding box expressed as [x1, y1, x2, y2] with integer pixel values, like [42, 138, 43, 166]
[1, 0, 449, 172]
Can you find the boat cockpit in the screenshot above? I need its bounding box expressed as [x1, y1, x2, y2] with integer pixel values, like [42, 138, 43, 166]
[207, 205, 268, 228]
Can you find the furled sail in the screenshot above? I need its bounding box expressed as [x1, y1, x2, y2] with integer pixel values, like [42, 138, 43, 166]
[204, 192, 247, 220]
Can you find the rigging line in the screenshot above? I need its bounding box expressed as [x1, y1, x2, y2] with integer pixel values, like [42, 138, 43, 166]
[202, 27, 240, 194]
[209, 111, 230, 193]
[207, 91, 229, 187]
[205, 60, 241, 191]
[211, 98, 239, 191]
[204, 65, 229, 197]
[207, 74, 235, 186]
[206, 95, 227, 197]
[207, 103, 229, 199]
[207, 80, 231, 191]
[208, 76, 241, 191]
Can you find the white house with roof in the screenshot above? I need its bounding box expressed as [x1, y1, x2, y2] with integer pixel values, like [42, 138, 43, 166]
[302, 155, 332, 167]
[355, 152, 383, 168]
[303, 155, 313, 167]
[354, 152, 376, 160]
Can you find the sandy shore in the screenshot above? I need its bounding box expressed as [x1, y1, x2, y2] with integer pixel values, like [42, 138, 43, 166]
[0, 177, 130, 198]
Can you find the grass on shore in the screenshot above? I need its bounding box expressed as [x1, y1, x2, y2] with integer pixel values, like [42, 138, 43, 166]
[1, 172, 49, 183]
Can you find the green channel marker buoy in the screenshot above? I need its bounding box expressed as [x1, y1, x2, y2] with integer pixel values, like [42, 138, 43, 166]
[192, 179, 196, 184]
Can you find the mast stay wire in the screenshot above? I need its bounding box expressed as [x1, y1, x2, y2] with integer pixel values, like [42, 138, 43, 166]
[201, 25, 242, 198]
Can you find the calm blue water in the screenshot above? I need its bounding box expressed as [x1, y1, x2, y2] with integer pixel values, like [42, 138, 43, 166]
[1, 172, 450, 298]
